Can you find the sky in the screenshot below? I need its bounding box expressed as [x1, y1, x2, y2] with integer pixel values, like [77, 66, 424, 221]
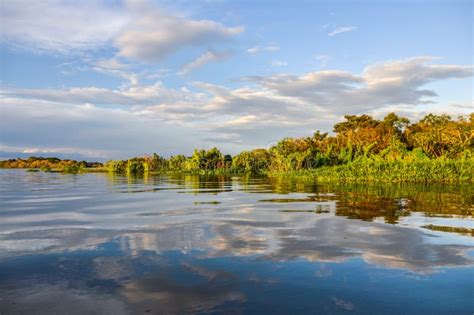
[0, 0, 473, 160]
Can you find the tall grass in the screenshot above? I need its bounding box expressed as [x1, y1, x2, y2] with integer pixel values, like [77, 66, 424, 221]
[268, 158, 474, 183]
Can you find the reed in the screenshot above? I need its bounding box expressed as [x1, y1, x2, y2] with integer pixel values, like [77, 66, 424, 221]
[268, 158, 474, 183]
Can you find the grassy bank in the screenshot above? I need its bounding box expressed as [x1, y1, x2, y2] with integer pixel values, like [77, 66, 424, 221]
[3, 158, 473, 183]
[267, 158, 474, 183]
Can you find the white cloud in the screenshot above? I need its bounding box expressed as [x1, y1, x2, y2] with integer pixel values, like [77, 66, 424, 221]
[0, 98, 201, 159]
[0, 0, 128, 53]
[328, 26, 357, 37]
[179, 50, 232, 75]
[190, 57, 472, 143]
[95, 58, 128, 71]
[247, 57, 473, 113]
[270, 60, 288, 67]
[1, 82, 207, 107]
[1, 57, 471, 157]
[115, 1, 243, 63]
[89, 58, 135, 84]
[315, 55, 331, 68]
[0, 0, 244, 63]
[247, 44, 280, 54]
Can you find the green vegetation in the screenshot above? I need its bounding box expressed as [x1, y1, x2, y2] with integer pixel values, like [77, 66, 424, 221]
[105, 148, 233, 174]
[273, 158, 473, 183]
[1, 112, 473, 182]
[0, 156, 103, 173]
[104, 112, 473, 182]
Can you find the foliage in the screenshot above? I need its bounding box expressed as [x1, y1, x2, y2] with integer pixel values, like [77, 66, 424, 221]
[168, 154, 187, 171]
[1, 112, 473, 181]
[0, 156, 103, 173]
[301, 158, 474, 183]
[232, 149, 271, 173]
[185, 148, 228, 172]
[145, 153, 167, 172]
[105, 160, 127, 173]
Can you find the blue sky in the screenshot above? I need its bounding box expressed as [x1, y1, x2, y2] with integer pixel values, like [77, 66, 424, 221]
[1, 0, 472, 160]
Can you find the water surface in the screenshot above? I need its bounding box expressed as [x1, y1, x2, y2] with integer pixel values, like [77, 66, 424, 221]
[0, 169, 473, 314]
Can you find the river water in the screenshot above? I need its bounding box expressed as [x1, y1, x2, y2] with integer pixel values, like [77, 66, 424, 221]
[0, 169, 472, 314]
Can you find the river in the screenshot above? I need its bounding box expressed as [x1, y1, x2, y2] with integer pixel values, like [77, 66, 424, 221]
[0, 169, 472, 314]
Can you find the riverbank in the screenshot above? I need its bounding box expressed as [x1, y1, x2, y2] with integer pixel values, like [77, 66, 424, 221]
[2, 113, 472, 182]
[4, 157, 473, 183]
[266, 158, 474, 183]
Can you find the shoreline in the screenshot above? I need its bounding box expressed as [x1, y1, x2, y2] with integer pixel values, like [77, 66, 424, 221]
[2, 158, 473, 183]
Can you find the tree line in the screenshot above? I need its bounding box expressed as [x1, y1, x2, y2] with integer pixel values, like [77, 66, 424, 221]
[0, 156, 103, 172]
[104, 112, 473, 174]
[1, 113, 472, 177]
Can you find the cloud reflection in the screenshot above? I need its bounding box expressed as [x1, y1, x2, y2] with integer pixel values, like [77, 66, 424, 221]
[1, 171, 473, 313]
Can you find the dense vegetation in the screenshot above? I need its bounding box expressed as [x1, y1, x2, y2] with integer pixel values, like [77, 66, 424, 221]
[102, 112, 473, 182]
[0, 156, 103, 173]
[1, 113, 473, 182]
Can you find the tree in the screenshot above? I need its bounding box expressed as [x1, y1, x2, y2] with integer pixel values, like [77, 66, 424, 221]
[146, 153, 167, 172]
[232, 149, 270, 173]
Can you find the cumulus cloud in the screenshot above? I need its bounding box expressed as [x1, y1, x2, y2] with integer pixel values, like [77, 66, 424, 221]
[244, 57, 473, 113]
[179, 50, 232, 75]
[115, 1, 243, 63]
[0, 0, 243, 63]
[190, 57, 472, 144]
[327, 26, 357, 37]
[1, 57, 472, 157]
[0, 96, 204, 159]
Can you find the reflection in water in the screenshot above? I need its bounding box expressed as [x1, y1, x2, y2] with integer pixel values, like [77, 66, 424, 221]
[0, 170, 473, 314]
[422, 224, 474, 237]
[121, 264, 245, 314]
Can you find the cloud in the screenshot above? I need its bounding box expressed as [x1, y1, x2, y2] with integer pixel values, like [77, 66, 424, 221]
[0, 0, 128, 53]
[315, 55, 331, 68]
[0, 97, 202, 159]
[270, 60, 288, 67]
[115, 2, 243, 63]
[95, 58, 128, 71]
[245, 57, 473, 113]
[179, 50, 232, 75]
[327, 26, 357, 37]
[0, 144, 110, 159]
[0, 0, 243, 63]
[190, 57, 472, 144]
[1, 57, 472, 157]
[247, 44, 280, 54]
[1, 82, 206, 107]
